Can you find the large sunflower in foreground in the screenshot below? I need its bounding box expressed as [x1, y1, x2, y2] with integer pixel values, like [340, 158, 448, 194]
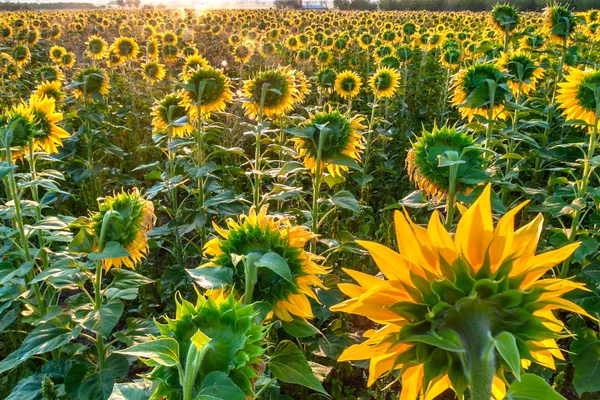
[292, 109, 365, 177]
[29, 94, 70, 154]
[331, 185, 588, 399]
[90, 189, 156, 272]
[241, 67, 298, 120]
[334, 70, 362, 99]
[556, 68, 600, 131]
[543, 4, 577, 44]
[182, 67, 233, 118]
[199, 205, 330, 323]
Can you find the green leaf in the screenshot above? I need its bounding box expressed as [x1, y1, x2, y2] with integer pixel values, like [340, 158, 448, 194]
[0, 162, 17, 179]
[570, 329, 600, 395]
[116, 338, 180, 367]
[111, 269, 154, 289]
[75, 300, 124, 337]
[255, 252, 293, 284]
[268, 340, 328, 395]
[195, 371, 246, 400]
[331, 190, 360, 213]
[504, 373, 564, 400]
[109, 381, 153, 400]
[79, 370, 117, 400]
[328, 154, 361, 171]
[401, 330, 465, 352]
[89, 241, 130, 261]
[0, 323, 81, 374]
[187, 267, 233, 289]
[493, 332, 521, 380]
[69, 228, 95, 253]
[281, 317, 320, 338]
[65, 363, 90, 399]
[6, 374, 44, 400]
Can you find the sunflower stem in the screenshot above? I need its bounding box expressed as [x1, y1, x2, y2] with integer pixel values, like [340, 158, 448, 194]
[310, 126, 326, 253]
[485, 81, 497, 150]
[253, 83, 269, 207]
[196, 82, 207, 248]
[445, 162, 459, 230]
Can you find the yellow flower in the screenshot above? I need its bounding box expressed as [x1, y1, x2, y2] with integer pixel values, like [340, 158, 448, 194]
[496, 51, 545, 96]
[141, 61, 166, 84]
[72, 67, 110, 101]
[242, 67, 298, 120]
[29, 94, 70, 155]
[151, 91, 194, 137]
[182, 54, 210, 81]
[334, 70, 362, 99]
[86, 35, 108, 60]
[332, 185, 588, 398]
[35, 80, 65, 103]
[182, 67, 233, 118]
[201, 205, 330, 323]
[368, 67, 400, 99]
[49, 45, 66, 63]
[557, 68, 600, 132]
[111, 37, 140, 61]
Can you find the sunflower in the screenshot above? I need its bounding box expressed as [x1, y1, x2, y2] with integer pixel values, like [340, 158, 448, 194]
[233, 41, 255, 64]
[182, 67, 233, 118]
[85, 35, 107, 60]
[35, 65, 64, 83]
[543, 4, 577, 44]
[406, 124, 486, 202]
[107, 48, 124, 68]
[316, 68, 337, 92]
[369, 67, 400, 99]
[146, 38, 160, 61]
[161, 30, 178, 45]
[292, 109, 365, 178]
[151, 91, 194, 137]
[200, 205, 330, 323]
[520, 33, 546, 50]
[489, 3, 520, 34]
[141, 61, 166, 84]
[241, 67, 298, 120]
[331, 184, 588, 398]
[451, 63, 510, 121]
[111, 37, 140, 61]
[72, 67, 110, 101]
[161, 43, 179, 63]
[49, 45, 66, 63]
[12, 44, 30, 67]
[29, 94, 70, 155]
[334, 70, 362, 99]
[556, 68, 600, 132]
[496, 51, 545, 96]
[35, 80, 65, 103]
[182, 54, 210, 81]
[0, 53, 14, 74]
[0, 103, 35, 160]
[291, 69, 310, 105]
[59, 52, 76, 69]
[89, 189, 156, 272]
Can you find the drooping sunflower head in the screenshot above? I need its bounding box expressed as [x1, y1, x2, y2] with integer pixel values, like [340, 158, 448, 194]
[292, 109, 365, 178]
[241, 67, 298, 120]
[111, 37, 140, 61]
[520, 33, 546, 50]
[151, 91, 194, 137]
[490, 3, 520, 33]
[407, 124, 486, 202]
[543, 4, 577, 44]
[331, 184, 588, 397]
[557, 68, 600, 132]
[29, 94, 70, 155]
[35, 64, 64, 83]
[138, 293, 266, 398]
[334, 70, 362, 99]
[0, 103, 35, 159]
[91, 188, 156, 272]
[182, 67, 233, 118]
[85, 35, 107, 60]
[369, 66, 400, 99]
[12, 44, 30, 67]
[496, 51, 545, 96]
[451, 63, 510, 121]
[202, 205, 330, 323]
[0, 53, 14, 74]
[72, 67, 110, 101]
[35, 80, 65, 103]
[182, 54, 210, 81]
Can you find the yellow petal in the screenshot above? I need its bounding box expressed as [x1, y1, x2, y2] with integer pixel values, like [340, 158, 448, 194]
[356, 240, 412, 283]
[400, 364, 424, 400]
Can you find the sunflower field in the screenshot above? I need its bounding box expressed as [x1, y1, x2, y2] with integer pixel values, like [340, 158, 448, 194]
[1, 3, 600, 400]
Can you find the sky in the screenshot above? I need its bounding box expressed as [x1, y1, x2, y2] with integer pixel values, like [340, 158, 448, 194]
[6, 0, 333, 6]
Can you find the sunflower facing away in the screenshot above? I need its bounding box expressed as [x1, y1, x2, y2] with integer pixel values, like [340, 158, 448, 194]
[111, 37, 140, 61]
[292, 109, 365, 178]
[496, 51, 545, 96]
[141, 61, 166, 84]
[29, 94, 70, 154]
[151, 91, 194, 137]
[183, 67, 233, 118]
[90, 189, 156, 272]
[199, 205, 330, 323]
[331, 184, 589, 399]
[369, 67, 401, 99]
[0, 103, 36, 160]
[335, 70, 362, 99]
[557, 68, 600, 132]
[543, 4, 577, 44]
[182, 54, 210, 80]
[35, 80, 65, 103]
[85, 35, 108, 60]
[72, 67, 110, 101]
[242, 67, 299, 120]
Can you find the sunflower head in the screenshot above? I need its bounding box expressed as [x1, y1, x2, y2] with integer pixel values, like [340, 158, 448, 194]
[12, 44, 30, 67]
[331, 185, 588, 398]
[451, 63, 511, 121]
[29, 94, 70, 155]
[141, 61, 166, 84]
[59, 52, 76, 69]
[200, 205, 330, 323]
[146, 38, 160, 59]
[151, 91, 194, 137]
[497, 51, 545, 96]
[407, 124, 486, 202]
[490, 3, 520, 33]
[85, 35, 107, 60]
[49, 45, 66, 63]
[162, 44, 179, 63]
[90, 189, 156, 272]
[72, 67, 110, 101]
[520, 33, 546, 50]
[0, 103, 35, 158]
[111, 37, 140, 61]
[182, 54, 209, 80]
[35, 80, 65, 103]
[132, 293, 266, 398]
[543, 4, 577, 44]
[557, 68, 600, 132]
[233, 42, 255, 64]
[316, 68, 337, 92]
[183, 67, 233, 118]
[369, 66, 400, 99]
[334, 70, 362, 99]
[241, 67, 298, 120]
[292, 109, 365, 178]
[35, 64, 64, 83]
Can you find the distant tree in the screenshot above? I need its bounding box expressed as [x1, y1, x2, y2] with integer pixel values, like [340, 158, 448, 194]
[116, 0, 126, 7]
[155, 2, 166, 9]
[333, 0, 351, 9]
[274, 0, 302, 9]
